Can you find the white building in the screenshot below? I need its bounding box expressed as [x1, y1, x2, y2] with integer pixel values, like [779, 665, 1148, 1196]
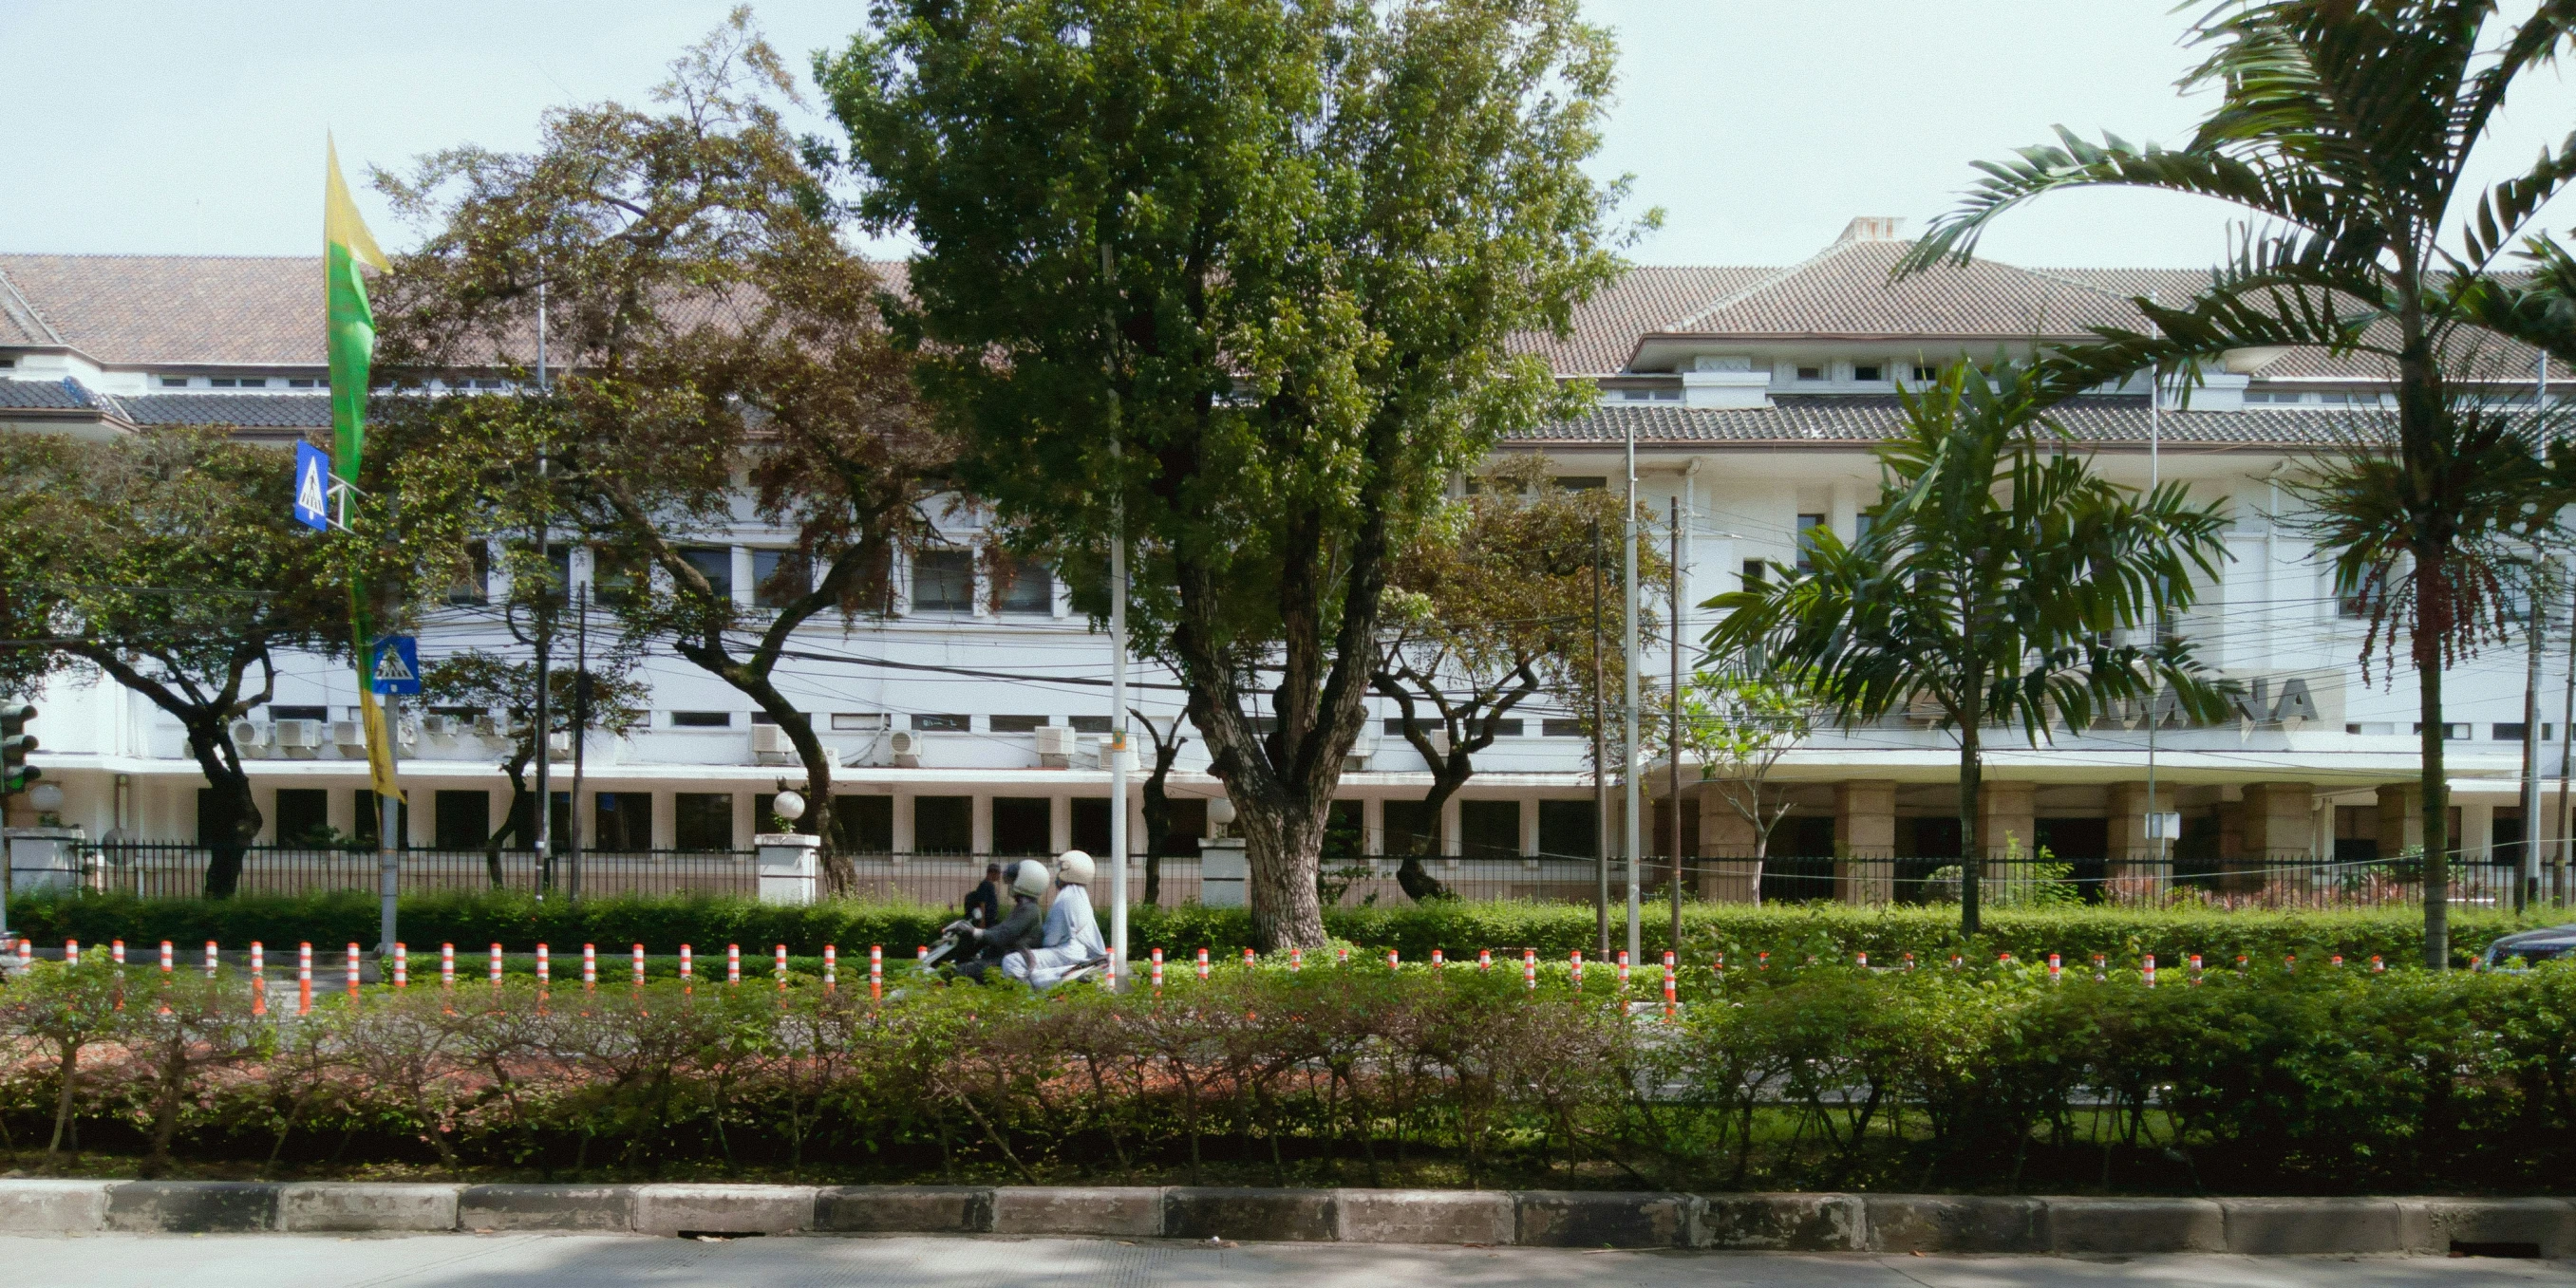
[0, 218, 2556, 902]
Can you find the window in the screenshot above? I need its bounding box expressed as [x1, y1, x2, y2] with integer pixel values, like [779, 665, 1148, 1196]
[1070, 715, 1113, 734]
[672, 793, 736, 850]
[1796, 513, 1827, 570]
[912, 549, 975, 612]
[210, 377, 237, 387]
[1476, 718, 1525, 738]
[0, 357, 14, 368]
[266, 705, 328, 723]
[993, 797, 1051, 855]
[506, 792, 571, 849]
[433, 790, 490, 849]
[2413, 722, 2473, 740]
[830, 712, 887, 732]
[1160, 798, 1207, 857]
[990, 715, 1049, 734]
[288, 378, 316, 388]
[446, 546, 490, 606]
[671, 711, 732, 728]
[1538, 799, 1598, 859]
[749, 712, 778, 725]
[1796, 366, 1823, 382]
[834, 794, 893, 852]
[914, 713, 970, 732]
[354, 790, 409, 849]
[1852, 364, 1883, 382]
[591, 546, 643, 601]
[992, 553, 1054, 615]
[592, 792, 653, 850]
[2495, 723, 2532, 741]
[1553, 476, 1607, 491]
[1460, 799, 1520, 857]
[1383, 799, 1436, 855]
[1542, 718, 1586, 738]
[913, 795, 971, 853]
[678, 547, 733, 600]
[238, 378, 267, 388]
[273, 788, 330, 846]
[1911, 364, 1938, 382]
[1071, 797, 1111, 854]
[1741, 557, 1766, 588]
[160, 376, 188, 388]
[1853, 513, 1876, 545]
[751, 548, 809, 609]
[1322, 800, 1364, 858]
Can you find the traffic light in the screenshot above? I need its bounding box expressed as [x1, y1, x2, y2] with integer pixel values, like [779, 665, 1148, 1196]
[1, 703, 36, 797]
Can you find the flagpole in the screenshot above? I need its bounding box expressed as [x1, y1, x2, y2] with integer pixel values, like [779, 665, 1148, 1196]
[532, 281, 554, 898]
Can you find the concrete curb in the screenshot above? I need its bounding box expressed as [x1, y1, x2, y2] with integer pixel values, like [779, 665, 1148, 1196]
[1, 1181, 2564, 1255]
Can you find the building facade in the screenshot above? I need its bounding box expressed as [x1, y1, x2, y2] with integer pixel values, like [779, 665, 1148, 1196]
[0, 217, 2555, 900]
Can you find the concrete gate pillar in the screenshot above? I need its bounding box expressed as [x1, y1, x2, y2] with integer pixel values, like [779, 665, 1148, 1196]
[1699, 787, 1759, 904]
[2377, 782, 2424, 855]
[1977, 780, 2037, 863]
[2107, 781, 2176, 899]
[1835, 779, 1896, 905]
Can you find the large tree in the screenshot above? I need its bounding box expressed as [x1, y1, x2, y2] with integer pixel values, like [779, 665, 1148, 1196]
[372, 11, 945, 890]
[1898, 0, 2576, 965]
[1706, 364, 2232, 937]
[827, 0, 1633, 947]
[1375, 459, 1664, 900]
[0, 429, 350, 896]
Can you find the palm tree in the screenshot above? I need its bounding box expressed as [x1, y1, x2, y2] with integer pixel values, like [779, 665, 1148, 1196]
[1898, 0, 2576, 966]
[1704, 364, 2231, 936]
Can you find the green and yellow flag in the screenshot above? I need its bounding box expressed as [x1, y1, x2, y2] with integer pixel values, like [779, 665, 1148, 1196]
[325, 134, 403, 804]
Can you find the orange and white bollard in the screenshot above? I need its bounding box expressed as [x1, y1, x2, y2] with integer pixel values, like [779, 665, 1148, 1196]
[2190, 953, 2204, 984]
[160, 941, 173, 977]
[250, 942, 266, 1015]
[2285, 954, 2297, 972]
[490, 943, 504, 986]
[111, 940, 123, 966]
[1387, 948, 1399, 970]
[1151, 947, 1165, 993]
[726, 943, 741, 985]
[917, 945, 928, 965]
[2331, 954, 2344, 969]
[2143, 954, 2157, 988]
[1854, 951, 1868, 969]
[823, 944, 837, 990]
[633, 944, 647, 987]
[204, 941, 217, 978]
[1616, 951, 1629, 990]
[1432, 949, 1443, 970]
[1289, 947, 1302, 972]
[1245, 947, 1256, 968]
[2091, 953, 2106, 980]
[1903, 952, 1916, 971]
[64, 940, 77, 968]
[1663, 963, 1678, 1015]
[775, 944, 788, 988]
[14, 940, 28, 967]
[1479, 948, 1492, 971]
[2372, 955, 2385, 974]
[535, 943, 549, 986]
[347, 943, 362, 1000]
[296, 942, 312, 1016]
[1196, 947, 1210, 980]
[393, 943, 408, 989]
[442, 943, 455, 989]
[681, 944, 694, 981]
[1336, 945, 1348, 964]
[1761, 951, 1773, 971]
[2048, 953, 2062, 983]
[1524, 948, 1536, 990]
[868, 944, 881, 999]
[1570, 950, 1583, 988]
[583, 944, 597, 990]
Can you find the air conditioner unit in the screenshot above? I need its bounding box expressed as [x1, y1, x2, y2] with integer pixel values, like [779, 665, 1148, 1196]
[331, 720, 365, 749]
[749, 723, 789, 755]
[272, 719, 323, 751]
[471, 715, 500, 739]
[421, 714, 452, 737]
[887, 729, 922, 767]
[1344, 737, 1379, 773]
[1034, 725, 1075, 767]
[228, 719, 266, 756]
[1079, 735, 1137, 773]
[545, 729, 571, 759]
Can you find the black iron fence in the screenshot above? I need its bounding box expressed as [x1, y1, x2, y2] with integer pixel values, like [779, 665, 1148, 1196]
[34, 844, 2576, 912]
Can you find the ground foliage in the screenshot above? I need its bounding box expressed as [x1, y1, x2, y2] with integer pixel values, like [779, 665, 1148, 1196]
[0, 950, 2573, 1195]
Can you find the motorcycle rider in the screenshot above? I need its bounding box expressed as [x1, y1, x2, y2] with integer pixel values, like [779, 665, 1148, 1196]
[950, 858, 1049, 982]
[1004, 849, 1106, 989]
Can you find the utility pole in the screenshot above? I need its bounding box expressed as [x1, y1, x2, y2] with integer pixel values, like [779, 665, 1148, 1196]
[1667, 495, 1683, 955]
[2522, 582, 2544, 912]
[532, 279, 554, 898]
[1590, 518, 1608, 960]
[569, 582, 588, 903]
[2558, 570, 2575, 907]
[1623, 420, 1642, 964]
[1101, 239, 1129, 985]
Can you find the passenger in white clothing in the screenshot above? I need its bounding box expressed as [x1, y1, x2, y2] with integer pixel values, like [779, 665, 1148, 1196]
[1003, 849, 1108, 989]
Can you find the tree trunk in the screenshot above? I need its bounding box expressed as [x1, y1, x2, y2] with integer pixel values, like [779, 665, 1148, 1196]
[489, 751, 533, 889]
[184, 720, 260, 899]
[1140, 753, 1174, 908]
[1957, 722, 1984, 940]
[772, 710, 854, 892]
[1400, 758, 1468, 903]
[2419, 625, 2450, 969]
[1236, 793, 1329, 951]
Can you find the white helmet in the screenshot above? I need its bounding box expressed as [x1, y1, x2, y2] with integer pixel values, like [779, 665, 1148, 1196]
[1011, 859, 1053, 899]
[1055, 849, 1096, 887]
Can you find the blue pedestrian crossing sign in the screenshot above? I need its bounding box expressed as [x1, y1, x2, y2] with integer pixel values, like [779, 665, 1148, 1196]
[292, 442, 331, 532]
[370, 636, 422, 696]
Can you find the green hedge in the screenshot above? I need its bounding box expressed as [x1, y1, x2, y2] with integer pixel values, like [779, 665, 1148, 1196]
[9, 892, 2559, 968]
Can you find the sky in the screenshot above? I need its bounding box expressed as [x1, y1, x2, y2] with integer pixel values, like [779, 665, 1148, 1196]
[5, 0, 2575, 269]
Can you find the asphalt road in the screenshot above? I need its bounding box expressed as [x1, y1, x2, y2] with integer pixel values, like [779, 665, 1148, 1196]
[12, 1233, 2576, 1287]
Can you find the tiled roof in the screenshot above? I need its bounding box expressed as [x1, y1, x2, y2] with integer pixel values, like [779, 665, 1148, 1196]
[121, 392, 330, 429]
[0, 377, 99, 410]
[1512, 264, 1772, 376]
[0, 270, 63, 346]
[1512, 396, 2365, 448]
[1670, 238, 2147, 340]
[0, 254, 322, 366]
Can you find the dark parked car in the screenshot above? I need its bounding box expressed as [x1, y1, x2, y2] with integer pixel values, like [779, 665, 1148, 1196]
[2479, 924, 2576, 970]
